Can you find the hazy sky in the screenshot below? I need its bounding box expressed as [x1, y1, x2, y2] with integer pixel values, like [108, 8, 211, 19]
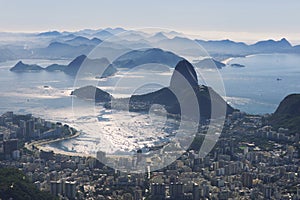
[1, 0, 300, 42]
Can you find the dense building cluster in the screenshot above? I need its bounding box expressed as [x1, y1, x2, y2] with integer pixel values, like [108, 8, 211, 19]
[0, 111, 299, 199]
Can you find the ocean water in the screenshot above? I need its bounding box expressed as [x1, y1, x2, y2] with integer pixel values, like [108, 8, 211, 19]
[0, 53, 299, 155]
[0, 59, 74, 115]
[222, 54, 300, 114]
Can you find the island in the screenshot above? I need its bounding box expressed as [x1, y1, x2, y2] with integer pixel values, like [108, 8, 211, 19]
[71, 59, 235, 121]
[10, 55, 118, 78]
[71, 85, 112, 102]
[230, 63, 245, 68]
[193, 58, 226, 69]
[10, 61, 44, 72]
[112, 48, 183, 68]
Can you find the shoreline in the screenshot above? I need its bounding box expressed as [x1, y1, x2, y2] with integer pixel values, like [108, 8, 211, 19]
[24, 130, 91, 158]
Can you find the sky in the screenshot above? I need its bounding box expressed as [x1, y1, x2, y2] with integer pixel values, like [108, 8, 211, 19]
[1, 0, 300, 43]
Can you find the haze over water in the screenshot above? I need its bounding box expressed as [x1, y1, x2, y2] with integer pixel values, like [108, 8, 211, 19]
[0, 53, 299, 155]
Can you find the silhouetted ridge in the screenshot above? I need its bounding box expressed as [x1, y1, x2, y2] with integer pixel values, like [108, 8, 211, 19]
[267, 94, 300, 133]
[71, 85, 112, 102]
[112, 48, 183, 68]
[10, 55, 117, 78]
[194, 58, 226, 69]
[274, 94, 300, 116]
[170, 60, 198, 88]
[72, 59, 234, 121]
[64, 55, 87, 75]
[10, 61, 43, 72]
[64, 55, 117, 77]
[121, 59, 233, 120]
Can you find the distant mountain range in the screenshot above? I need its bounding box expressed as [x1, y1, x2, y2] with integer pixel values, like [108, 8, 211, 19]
[33, 41, 96, 59]
[195, 38, 296, 59]
[10, 55, 117, 78]
[11, 47, 231, 77]
[1, 28, 300, 64]
[93, 30, 114, 40]
[37, 31, 62, 37]
[72, 59, 235, 121]
[64, 36, 102, 46]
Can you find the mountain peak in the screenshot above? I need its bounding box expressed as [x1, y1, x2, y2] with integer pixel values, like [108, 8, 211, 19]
[70, 55, 88, 64]
[38, 31, 61, 37]
[64, 55, 87, 75]
[150, 32, 168, 40]
[64, 55, 116, 77]
[280, 38, 288, 42]
[104, 27, 126, 34]
[94, 30, 114, 39]
[10, 61, 43, 72]
[75, 54, 87, 60]
[154, 32, 166, 37]
[279, 38, 291, 46]
[91, 37, 102, 43]
[170, 60, 198, 89]
[112, 48, 182, 68]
